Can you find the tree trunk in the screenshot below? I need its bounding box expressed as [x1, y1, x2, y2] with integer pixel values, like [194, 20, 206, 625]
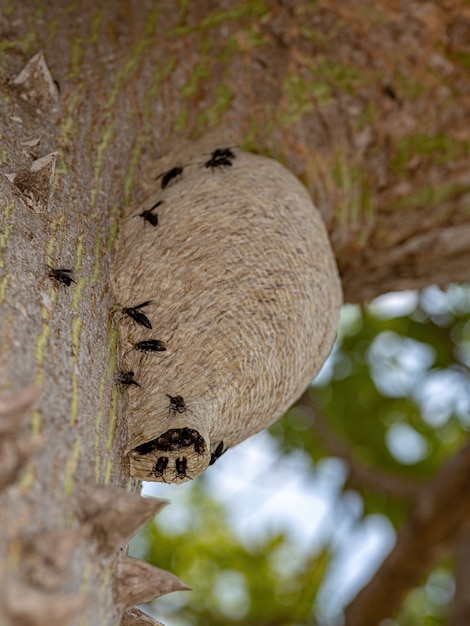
[1, 1, 469, 625]
[450, 530, 470, 626]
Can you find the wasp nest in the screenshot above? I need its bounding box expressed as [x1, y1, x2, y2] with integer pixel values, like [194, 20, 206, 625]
[111, 139, 342, 483]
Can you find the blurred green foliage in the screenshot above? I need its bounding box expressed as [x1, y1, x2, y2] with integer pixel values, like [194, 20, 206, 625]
[130, 285, 470, 626]
[132, 483, 331, 625]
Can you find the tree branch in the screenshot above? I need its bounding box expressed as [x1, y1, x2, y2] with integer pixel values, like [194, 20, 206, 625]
[339, 224, 470, 303]
[449, 528, 470, 626]
[343, 436, 470, 626]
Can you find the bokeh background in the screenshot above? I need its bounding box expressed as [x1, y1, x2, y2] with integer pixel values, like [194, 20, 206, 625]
[130, 285, 470, 626]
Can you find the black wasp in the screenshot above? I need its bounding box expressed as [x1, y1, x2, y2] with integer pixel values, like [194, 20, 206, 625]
[138, 201, 162, 227]
[122, 301, 153, 329]
[134, 339, 166, 352]
[383, 85, 397, 101]
[48, 268, 76, 287]
[117, 370, 140, 387]
[154, 456, 169, 478]
[204, 147, 235, 169]
[157, 166, 183, 190]
[166, 394, 190, 416]
[209, 441, 226, 465]
[175, 457, 187, 479]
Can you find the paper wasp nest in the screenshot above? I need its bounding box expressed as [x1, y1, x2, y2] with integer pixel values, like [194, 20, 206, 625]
[111, 139, 342, 483]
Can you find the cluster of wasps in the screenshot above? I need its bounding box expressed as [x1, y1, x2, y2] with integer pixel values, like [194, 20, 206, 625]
[119, 147, 235, 475]
[136, 147, 235, 227]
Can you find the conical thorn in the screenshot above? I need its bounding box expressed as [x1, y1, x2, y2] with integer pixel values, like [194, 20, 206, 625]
[6, 152, 58, 210]
[78, 484, 168, 553]
[5, 581, 87, 626]
[11, 51, 60, 112]
[22, 527, 85, 590]
[0, 435, 44, 491]
[115, 556, 190, 610]
[121, 608, 165, 626]
[0, 385, 42, 436]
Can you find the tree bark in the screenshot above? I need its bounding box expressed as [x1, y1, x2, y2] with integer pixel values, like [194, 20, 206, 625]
[343, 436, 470, 626]
[1, 1, 469, 625]
[449, 530, 470, 626]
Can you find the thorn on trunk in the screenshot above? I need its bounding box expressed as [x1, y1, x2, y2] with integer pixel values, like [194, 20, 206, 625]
[6, 152, 59, 210]
[115, 556, 190, 610]
[0, 386, 43, 490]
[11, 51, 60, 113]
[0, 386, 42, 435]
[22, 528, 85, 590]
[78, 485, 168, 553]
[121, 607, 166, 626]
[4, 581, 87, 626]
